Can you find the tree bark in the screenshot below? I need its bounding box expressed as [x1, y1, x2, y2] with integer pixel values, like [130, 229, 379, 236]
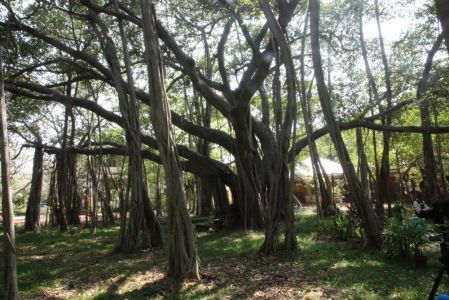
[309, 0, 382, 248]
[259, 0, 298, 254]
[374, 0, 393, 217]
[356, 128, 369, 193]
[0, 54, 19, 299]
[418, 34, 443, 201]
[435, 0, 449, 54]
[155, 165, 162, 216]
[24, 143, 44, 231]
[359, 0, 381, 210]
[140, 0, 200, 280]
[299, 8, 332, 217]
[101, 162, 115, 225]
[55, 154, 69, 231]
[85, 2, 162, 251]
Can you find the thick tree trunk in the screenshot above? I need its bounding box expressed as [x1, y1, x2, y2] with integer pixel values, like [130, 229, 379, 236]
[1, 54, 19, 300]
[142, 182, 163, 248]
[435, 0, 449, 54]
[198, 178, 213, 216]
[259, 0, 298, 254]
[25, 144, 44, 231]
[231, 109, 264, 230]
[85, 2, 163, 251]
[212, 178, 230, 218]
[140, 0, 200, 279]
[310, 0, 382, 248]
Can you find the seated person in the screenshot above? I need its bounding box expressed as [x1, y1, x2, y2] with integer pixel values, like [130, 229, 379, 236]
[413, 197, 434, 220]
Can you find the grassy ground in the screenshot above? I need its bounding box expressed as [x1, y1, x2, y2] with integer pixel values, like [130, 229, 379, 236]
[1, 208, 449, 299]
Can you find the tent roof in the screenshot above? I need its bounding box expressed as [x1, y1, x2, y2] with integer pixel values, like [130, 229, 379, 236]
[295, 157, 343, 177]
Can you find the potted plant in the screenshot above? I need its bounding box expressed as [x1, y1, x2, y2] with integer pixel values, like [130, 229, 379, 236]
[383, 215, 434, 267]
[410, 217, 433, 267]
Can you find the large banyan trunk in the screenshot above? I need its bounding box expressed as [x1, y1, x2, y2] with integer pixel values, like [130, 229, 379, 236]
[140, 0, 200, 279]
[25, 144, 44, 231]
[259, 0, 298, 254]
[85, 3, 163, 252]
[0, 54, 19, 299]
[231, 108, 264, 230]
[310, 0, 382, 248]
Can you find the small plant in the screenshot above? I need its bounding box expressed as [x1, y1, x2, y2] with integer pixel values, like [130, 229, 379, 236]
[383, 216, 434, 258]
[328, 208, 363, 242]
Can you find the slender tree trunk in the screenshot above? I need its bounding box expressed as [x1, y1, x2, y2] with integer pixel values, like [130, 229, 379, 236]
[309, 0, 382, 248]
[102, 162, 115, 225]
[48, 166, 58, 227]
[356, 128, 369, 193]
[25, 143, 44, 231]
[66, 107, 80, 225]
[299, 9, 332, 217]
[359, 0, 381, 212]
[374, 0, 393, 217]
[418, 35, 443, 201]
[88, 157, 99, 234]
[66, 152, 81, 225]
[0, 55, 19, 299]
[155, 165, 162, 216]
[140, 0, 200, 279]
[434, 113, 447, 191]
[55, 154, 69, 231]
[195, 32, 214, 217]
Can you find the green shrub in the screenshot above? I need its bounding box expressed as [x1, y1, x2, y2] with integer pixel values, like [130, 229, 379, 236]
[319, 209, 363, 242]
[382, 216, 434, 258]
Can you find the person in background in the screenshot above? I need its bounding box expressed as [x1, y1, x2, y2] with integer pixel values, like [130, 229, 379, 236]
[413, 195, 435, 220]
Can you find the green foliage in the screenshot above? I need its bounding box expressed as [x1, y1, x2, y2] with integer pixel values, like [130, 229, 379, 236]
[319, 208, 363, 242]
[335, 209, 363, 241]
[333, 209, 353, 241]
[383, 215, 434, 258]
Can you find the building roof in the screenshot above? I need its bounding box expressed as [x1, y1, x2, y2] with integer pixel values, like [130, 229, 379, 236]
[295, 157, 344, 177]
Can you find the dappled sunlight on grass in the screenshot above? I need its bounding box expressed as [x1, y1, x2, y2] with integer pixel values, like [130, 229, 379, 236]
[3, 209, 449, 299]
[197, 230, 264, 261]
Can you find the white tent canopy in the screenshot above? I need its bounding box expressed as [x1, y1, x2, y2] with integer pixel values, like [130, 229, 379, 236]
[295, 157, 343, 177]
